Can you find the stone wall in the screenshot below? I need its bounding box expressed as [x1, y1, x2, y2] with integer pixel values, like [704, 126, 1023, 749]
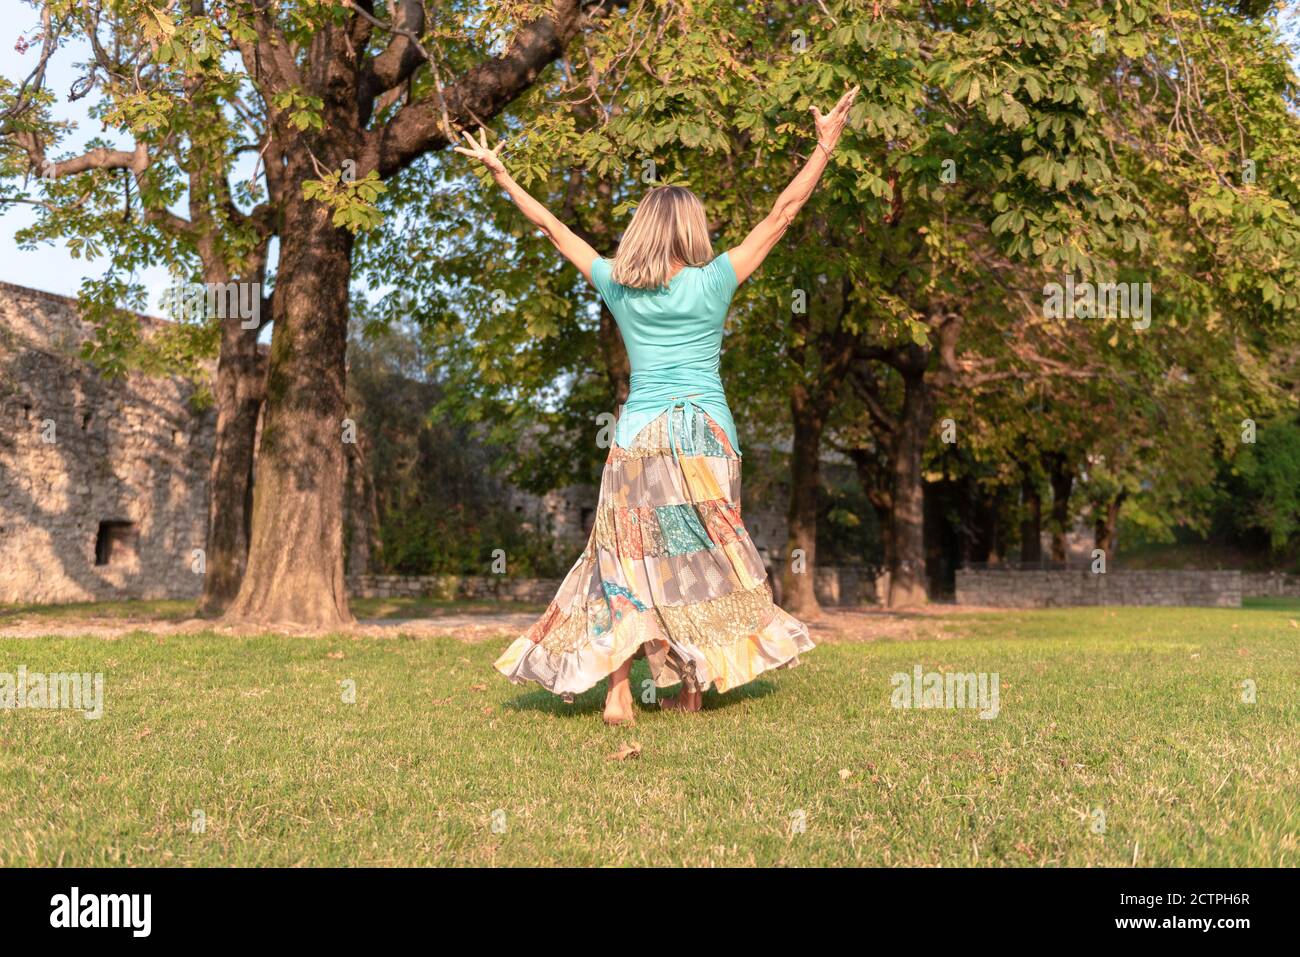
[814, 565, 879, 606]
[0, 282, 215, 604]
[954, 568, 1243, 608]
[347, 574, 561, 604]
[349, 564, 877, 607]
[1240, 572, 1300, 598]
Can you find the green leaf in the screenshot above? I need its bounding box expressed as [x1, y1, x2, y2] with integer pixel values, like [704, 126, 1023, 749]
[151, 8, 177, 38]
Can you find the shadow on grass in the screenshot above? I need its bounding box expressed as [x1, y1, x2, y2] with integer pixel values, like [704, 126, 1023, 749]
[0, 598, 196, 623]
[817, 607, 936, 621]
[352, 596, 547, 619]
[1240, 597, 1300, 612]
[503, 660, 779, 718]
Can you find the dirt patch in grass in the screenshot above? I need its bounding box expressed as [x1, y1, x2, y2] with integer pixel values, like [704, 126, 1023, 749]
[807, 604, 1000, 644]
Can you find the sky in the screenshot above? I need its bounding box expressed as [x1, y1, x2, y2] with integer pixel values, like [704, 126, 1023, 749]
[3, 3, 1300, 310]
[2, 19, 176, 302]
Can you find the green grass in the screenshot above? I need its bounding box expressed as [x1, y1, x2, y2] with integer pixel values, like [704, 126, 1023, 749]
[0, 596, 544, 623]
[0, 602, 1296, 866]
[1120, 540, 1300, 573]
[348, 596, 548, 619]
[1242, 596, 1300, 611]
[0, 598, 197, 623]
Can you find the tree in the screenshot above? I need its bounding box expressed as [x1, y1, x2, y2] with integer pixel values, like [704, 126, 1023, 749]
[389, 0, 1300, 617]
[3, 0, 634, 627]
[830, 0, 1300, 604]
[3, 1, 275, 614]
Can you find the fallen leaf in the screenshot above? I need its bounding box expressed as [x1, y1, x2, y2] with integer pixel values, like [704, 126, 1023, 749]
[606, 741, 642, 761]
[838, 768, 853, 781]
[481, 706, 494, 715]
[1289, 620, 1298, 629]
[469, 682, 488, 692]
[137, 727, 152, 740]
[327, 650, 344, 659]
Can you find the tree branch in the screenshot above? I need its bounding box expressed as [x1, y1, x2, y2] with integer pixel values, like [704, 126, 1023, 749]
[367, 0, 625, 179]
[353, 0, 427, 117]
[17, 137, 150, 178]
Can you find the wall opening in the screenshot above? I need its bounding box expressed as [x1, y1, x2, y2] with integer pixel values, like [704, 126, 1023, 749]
[94, 521, 139, 567]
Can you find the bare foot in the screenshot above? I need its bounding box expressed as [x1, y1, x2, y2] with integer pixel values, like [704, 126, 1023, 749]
[603, 679, 635, 726]
[659, 688, 703, 713]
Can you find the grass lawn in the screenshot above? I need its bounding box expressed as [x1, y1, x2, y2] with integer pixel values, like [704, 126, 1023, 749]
[0, 601, 1296, 866]
[0, 596, 544, 623]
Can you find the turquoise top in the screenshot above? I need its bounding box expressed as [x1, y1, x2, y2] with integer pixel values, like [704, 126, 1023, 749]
[590, 252, 742, 458]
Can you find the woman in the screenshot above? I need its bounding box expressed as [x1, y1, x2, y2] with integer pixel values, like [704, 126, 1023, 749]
[459, 86, 859, 725]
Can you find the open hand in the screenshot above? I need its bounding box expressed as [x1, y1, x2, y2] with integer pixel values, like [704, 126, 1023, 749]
[811, 85, 860, 150]
[453, 127, 507, 175]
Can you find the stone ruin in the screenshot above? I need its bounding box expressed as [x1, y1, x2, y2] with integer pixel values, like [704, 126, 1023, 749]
[0, 281, 608, 607]
[0, 281, 215, 604]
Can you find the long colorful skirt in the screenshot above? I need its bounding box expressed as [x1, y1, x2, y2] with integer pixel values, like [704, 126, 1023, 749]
[494, 405, 813, 696]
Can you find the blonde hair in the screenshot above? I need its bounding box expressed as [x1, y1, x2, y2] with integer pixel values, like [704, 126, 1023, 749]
[610, 185, 714, 290]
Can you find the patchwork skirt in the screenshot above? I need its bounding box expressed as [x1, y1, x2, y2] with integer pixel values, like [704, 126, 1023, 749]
[494, 405, 814, 696]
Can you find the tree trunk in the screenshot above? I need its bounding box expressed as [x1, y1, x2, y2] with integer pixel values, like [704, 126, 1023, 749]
[867, 484, 894, 574]
[197, 312, 267, 615]
[1047, 455, 1074, 563]
[782, 388, 823, 615]
[877, 496, 896, 580]
[1094, 491, 1126, 558]
[989, 486, 1008, 564]
[345, 430, 380, 578]
[968, 484, 1001, 564]
[1019, 474, 1043, 564]
[888, 370, 932, 607]
[223, 194, 355, 628]
[849, 447, 893, 607]
[598, 301, 630, 406]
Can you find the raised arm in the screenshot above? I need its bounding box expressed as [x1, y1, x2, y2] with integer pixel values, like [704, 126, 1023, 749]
[727, 86, 859, 286]
[454, 128, 599, 283]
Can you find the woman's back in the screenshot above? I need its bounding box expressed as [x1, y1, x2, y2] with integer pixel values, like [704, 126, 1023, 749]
[590, 251, 742, 454]
[590, 252, 738, 374]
